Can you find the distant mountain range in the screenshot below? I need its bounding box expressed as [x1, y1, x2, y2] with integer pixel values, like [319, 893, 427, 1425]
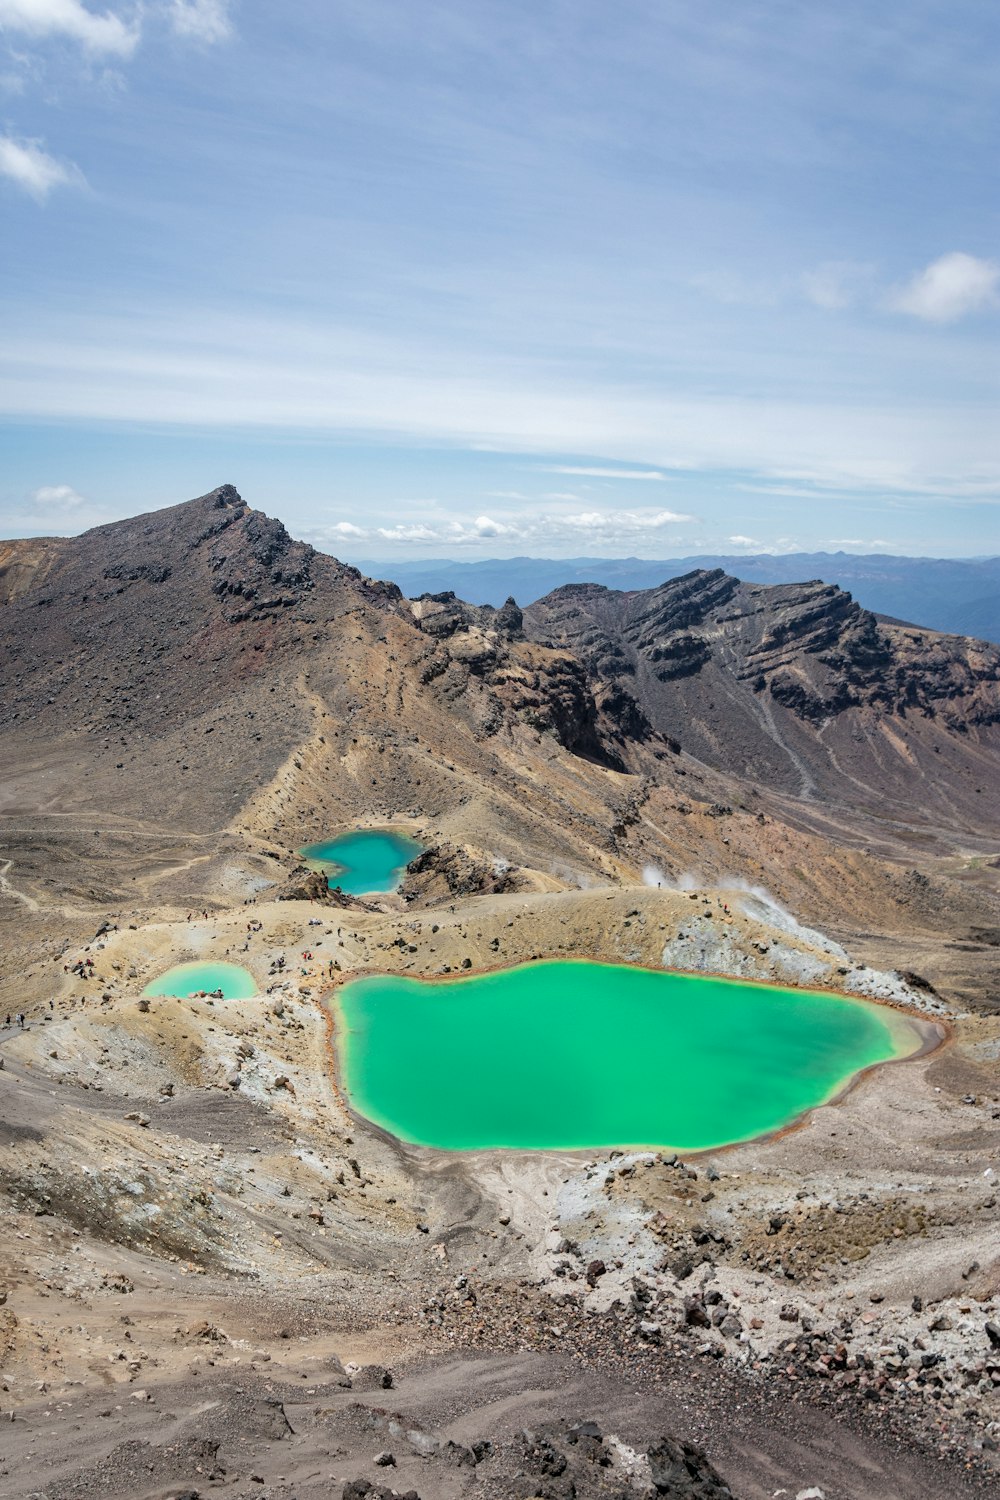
[353, 552, 1000, 645]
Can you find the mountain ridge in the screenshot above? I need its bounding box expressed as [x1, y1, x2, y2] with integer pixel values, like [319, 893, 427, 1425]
[349, 550, 1000, 645]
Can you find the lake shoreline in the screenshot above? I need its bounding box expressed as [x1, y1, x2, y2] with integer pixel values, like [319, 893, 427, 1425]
[321, 955, 946, 1158]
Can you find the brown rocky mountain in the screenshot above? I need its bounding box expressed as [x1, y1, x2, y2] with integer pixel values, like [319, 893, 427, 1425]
[523, 571, 1000, 824]
[0, 484, 637, 880]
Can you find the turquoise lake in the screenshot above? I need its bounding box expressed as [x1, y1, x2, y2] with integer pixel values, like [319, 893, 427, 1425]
[333, 960, 925, 1152]
[301, 828, 424, 895]
[142, 961, 258, 999]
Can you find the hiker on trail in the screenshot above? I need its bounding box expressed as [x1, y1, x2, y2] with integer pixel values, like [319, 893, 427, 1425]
[187, 912, 192, 921]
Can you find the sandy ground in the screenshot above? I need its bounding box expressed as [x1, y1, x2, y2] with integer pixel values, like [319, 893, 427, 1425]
[1, 874, 998, 1498]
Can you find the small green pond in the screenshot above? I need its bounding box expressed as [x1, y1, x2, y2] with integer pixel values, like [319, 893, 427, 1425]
[300, 828, 424, 896]
[333, 960, 924, 1152]
[142, 961, 258, 999]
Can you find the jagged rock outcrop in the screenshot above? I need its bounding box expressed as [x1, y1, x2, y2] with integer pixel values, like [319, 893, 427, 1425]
[274, 867, 373, 908]
[409, 590, 633, 767]
[401, 841, 525, 902]
[524, 570, 1000, 806]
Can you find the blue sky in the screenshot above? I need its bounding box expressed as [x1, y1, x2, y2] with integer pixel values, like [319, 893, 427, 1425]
[1, 0, 998, 560]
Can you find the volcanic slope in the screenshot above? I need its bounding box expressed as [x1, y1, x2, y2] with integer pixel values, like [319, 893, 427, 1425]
[523, 570, 1000, 830]
[0, 484, 648, 895]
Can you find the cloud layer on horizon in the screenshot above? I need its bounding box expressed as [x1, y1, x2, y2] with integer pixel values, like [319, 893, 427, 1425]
[316, 504, 695, 552]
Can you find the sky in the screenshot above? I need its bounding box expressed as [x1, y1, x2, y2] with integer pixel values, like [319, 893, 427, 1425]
[1, 0, 998, 561]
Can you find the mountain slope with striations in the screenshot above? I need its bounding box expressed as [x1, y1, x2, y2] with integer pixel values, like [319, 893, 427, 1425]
[523, 570, 1000, 826]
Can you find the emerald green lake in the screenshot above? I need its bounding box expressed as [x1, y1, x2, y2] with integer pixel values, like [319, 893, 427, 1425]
[142, 961, 258, 999]
[333, 961, 923, 1152]
[301, 828, 424, 895]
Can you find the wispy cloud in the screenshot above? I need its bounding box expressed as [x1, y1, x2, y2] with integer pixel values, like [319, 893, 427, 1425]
[889, 252, 1000, 324]
[0, 133, 83, 199]
[30, 482, 87, 506]
[2, 302, 997, 499]
[820, 537, 893, 549]
[308, 505, 694, 553]
[375, 514, 519, 545]
[168, 0, 232, 45]
[0, 0, 139, 56]
[560, 508, 692, 533]
[724, 534, 804, 555]
[0, 0, 236, 64]
[542, 465, 672, 481]
[802, 260, 875, 311]
[1, 480, 107, 536]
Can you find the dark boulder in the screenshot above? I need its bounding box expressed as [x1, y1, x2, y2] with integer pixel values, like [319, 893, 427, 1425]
[647, 1434, 735, 1497]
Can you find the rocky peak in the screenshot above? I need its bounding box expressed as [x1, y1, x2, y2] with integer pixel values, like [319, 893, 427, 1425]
[524, 566, 1000, 803]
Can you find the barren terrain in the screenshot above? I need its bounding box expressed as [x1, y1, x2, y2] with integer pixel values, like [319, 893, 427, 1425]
[1, 487, 998, 1499]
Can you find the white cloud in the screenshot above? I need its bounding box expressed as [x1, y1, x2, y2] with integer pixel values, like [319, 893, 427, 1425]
[0, 0, 235, 61]
[2, 305, 999, 502]
[0, 133, 83, 199]
[560, 508, 691, 532]
[722, 533, 804, 555]
[375, 513, 518, 545]
[31, 482, 86, 506]
[314, 505, 694, 553]
[375, 522, 446, 544]
[0, 0, 138, 56]
[543, 465, 671, 481]
[469, 513, 513, 537]
[821, 537, 893, 550]
[802, 260, 874, 311]
[168, 0, 232, 44]
[890, 251, 1000, 324]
